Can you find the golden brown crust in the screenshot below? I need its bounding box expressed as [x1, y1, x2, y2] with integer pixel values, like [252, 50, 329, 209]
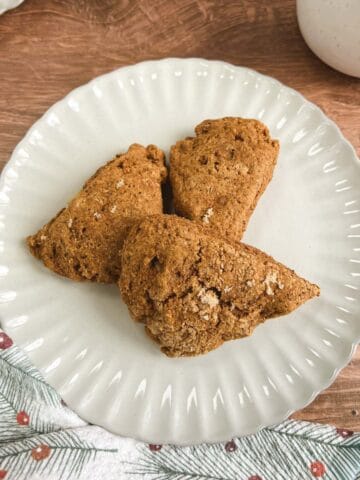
[170, 117, 279, 241]
[27, 144, 167, 283]
[119, 215, 320, 357]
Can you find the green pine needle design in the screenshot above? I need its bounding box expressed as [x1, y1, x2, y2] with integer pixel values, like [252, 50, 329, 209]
[0, 430, 116, 480]
[129, 420, 360, 480]
[0, 391, 38, 443]
[0, 346, 62, 408]
[0, 343, 62, 442]
[0, 390, 59, 444]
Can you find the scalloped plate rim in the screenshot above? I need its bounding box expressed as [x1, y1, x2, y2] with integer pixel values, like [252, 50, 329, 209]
[0, 58, 359, 444]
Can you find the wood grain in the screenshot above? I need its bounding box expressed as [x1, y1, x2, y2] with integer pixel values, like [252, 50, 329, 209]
[0, 0, 359, 430]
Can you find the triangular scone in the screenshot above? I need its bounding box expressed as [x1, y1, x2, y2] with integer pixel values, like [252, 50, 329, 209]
[119, 215, 319, 357]
[170, 117, 279, 241]
[27, 144, 167, 283]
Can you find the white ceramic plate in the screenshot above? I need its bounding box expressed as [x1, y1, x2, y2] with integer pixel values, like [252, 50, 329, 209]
[1, 58, 360, 445]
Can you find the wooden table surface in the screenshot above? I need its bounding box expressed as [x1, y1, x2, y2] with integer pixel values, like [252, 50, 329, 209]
[0, 0, 359, 430]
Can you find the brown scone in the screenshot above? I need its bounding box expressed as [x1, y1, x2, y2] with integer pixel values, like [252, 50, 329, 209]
[170, 117, 279, 241]
[27, 144, 167, 283]
[119, 215, 320, 357]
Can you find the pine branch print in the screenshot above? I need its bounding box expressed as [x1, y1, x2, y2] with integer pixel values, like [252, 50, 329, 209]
[0, 391, 36, 444]
[269, 419, 357, 446]
[0, 338, 61, 408]
[0, 332, 62, 442]
[0, 389, 59, 444]
[129, 422, 360, 480]
[0, 430, 116, 480]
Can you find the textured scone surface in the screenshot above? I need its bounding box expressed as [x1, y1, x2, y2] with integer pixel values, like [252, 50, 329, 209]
[170, 117, 279, 241]
[27, 144, 167, 283]
[119, 215, 320, 357]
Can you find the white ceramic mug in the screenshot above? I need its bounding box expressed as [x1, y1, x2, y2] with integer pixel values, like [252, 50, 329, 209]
[297, 0, 360, 78]
[0, 0, 25, 15]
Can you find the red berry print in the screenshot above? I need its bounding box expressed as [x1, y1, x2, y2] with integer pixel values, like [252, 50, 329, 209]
[0, 332, 13, 350]
[0, 470, 7, 479]
[336, 427, 354, 438]
[149, 444, 162, 452]
[225, 440, 237, 452]
[249, 476, 263, 480]
[31, 444, 51, 461]
[310, 461, 326, 477]
[16, 411, 30, 426]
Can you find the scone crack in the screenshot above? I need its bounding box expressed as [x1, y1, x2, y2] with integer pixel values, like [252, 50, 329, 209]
[263, 271, 284, 296]
[198, 288, 219, 308]
[202, 207, 213, 224]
